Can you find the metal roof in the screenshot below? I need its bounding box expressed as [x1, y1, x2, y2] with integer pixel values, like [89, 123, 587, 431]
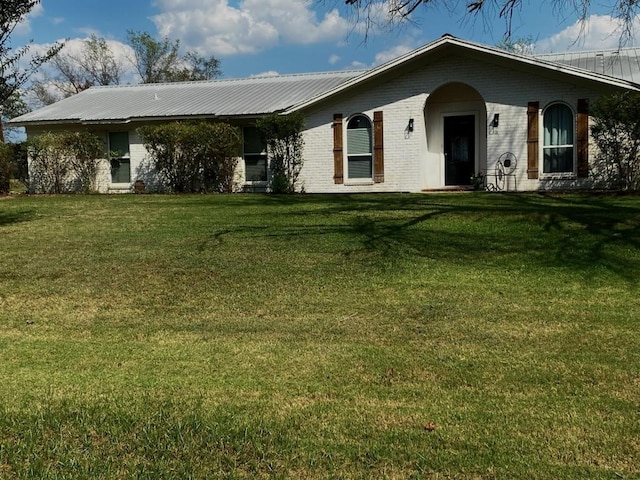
[11, 70, 363, 125]
[12, 36, 640, 127]
[535, 48, 640, 83]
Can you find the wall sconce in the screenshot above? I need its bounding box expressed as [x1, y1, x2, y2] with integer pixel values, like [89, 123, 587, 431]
[408, 118, 414, 132]
[491, 113, 500, 128]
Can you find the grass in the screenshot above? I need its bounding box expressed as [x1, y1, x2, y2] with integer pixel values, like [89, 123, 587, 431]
[0, 192, 638, 479]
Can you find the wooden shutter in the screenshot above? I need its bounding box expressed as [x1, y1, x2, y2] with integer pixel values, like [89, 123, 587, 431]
[373, 111, 384, 183]
[332, 114, 344, 184]
[577, 98, 589, 177]
[527, 102, 540, 179]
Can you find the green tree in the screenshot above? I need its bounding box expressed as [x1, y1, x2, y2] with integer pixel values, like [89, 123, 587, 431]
[0, 0, 63, 141]
[590, 92, 640, 191]
[126, 31, 221, 83]
[139, 121, 240, 193]
[1, 90, 29, 142]
[257, 113, 305, 193]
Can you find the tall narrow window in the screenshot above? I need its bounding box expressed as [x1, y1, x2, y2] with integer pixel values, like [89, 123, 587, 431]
[109, 132, 130, 183]
[543, 103, 574, 174]
[347, 115, 372, 179]
[243, 126, 267, 182]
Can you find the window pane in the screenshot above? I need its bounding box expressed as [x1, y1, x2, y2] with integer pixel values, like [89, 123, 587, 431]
[244, 127, 265, 154]
[109, 132, 130, 158]
[347, 116, 372, 156]
[544, 104, 573, 146]
[245, 154, 267, 182]
[348, 156, 372, 179]
[111, 158, 131, 183]
[544, 147, 574, 173]
[347, 128, 372, 155]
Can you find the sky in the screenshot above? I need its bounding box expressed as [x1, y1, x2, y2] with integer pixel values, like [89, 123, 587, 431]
[12, 0, 640, 82]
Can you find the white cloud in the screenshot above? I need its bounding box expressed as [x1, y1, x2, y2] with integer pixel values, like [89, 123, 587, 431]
[536, 15, 640, 52]
[13, 3, 44, 36]
[150, 0, 352, 56]
[251, 70, 280, 77]
[329, 54, 340, 65]
[373, 43, 414, 65]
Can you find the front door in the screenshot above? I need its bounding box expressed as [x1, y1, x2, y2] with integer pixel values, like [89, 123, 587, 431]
[444, 115, 475, 186]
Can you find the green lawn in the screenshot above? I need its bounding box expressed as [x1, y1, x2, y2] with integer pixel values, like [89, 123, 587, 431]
[0, 192, 638, 479]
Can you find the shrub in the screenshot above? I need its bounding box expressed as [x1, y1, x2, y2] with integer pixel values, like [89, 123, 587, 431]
[28, 132, 104, 193]
[256, 113, 304, 193]
[10, 142, 29, 189]
[0, 143, 11, 194]
[138, 121, 241, 193]
[591, 92, 640, 190]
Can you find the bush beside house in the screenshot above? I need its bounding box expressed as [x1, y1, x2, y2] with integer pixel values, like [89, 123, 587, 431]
[257, 112, 305, 193]
[138, 121, 241, 193]
[27, 131, 104, 193]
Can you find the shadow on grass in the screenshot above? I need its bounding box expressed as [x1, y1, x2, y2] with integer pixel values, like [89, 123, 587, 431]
[0, 209, 35, 227]
[211, 193, 640, 283]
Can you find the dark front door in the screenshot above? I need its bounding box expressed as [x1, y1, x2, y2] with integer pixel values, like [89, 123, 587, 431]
[444, 115, 475, 186]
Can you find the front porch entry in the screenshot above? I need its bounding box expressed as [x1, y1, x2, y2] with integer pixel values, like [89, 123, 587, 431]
[423, 82, 487, 189]
[444, 114, 475, 186]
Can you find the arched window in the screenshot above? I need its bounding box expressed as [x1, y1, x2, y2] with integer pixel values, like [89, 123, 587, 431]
[347, 115, 372, 179]
[543, 103, 574, 174]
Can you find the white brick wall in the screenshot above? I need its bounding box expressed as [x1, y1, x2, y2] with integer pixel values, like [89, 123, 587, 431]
[299, 53, 619, 193]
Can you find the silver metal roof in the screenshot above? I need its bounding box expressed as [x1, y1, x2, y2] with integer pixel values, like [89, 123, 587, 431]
[11, 70, 363, 125]
[13, 36, 640, 127]
[535, 48, 640, 83]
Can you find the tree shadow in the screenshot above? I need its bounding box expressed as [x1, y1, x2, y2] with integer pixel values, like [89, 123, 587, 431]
[194, 192, 640, 284]
[0, 209, 35, 227]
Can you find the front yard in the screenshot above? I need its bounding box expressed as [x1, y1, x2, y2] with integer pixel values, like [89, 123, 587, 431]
[0, 192, 638, 478]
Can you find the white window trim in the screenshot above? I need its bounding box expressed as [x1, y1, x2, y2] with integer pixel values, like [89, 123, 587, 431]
[344, 113, 374, 181]
[540, 102, 577, 179]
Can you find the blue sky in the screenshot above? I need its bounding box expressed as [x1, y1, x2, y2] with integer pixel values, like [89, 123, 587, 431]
[14, 0, 637, 80]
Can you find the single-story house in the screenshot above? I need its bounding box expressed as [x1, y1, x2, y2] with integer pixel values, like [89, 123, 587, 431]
[10, 34, 640, 193]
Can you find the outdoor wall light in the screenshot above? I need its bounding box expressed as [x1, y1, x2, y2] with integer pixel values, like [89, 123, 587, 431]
[492, 113, 500, 128]
[408, 118, 414, 132]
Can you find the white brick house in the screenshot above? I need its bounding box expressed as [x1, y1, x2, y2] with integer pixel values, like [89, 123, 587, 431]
[11, 35, 640, 193]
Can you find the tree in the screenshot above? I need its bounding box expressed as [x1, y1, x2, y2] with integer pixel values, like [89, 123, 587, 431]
[31, 35, 123, 105]
[126, 31, 221, 83]
[0, 0, 63, 141]
[257, 113, 305, 193]
[1, 90, 29, 142]
[342, 0, 640, 41]
[590, 92, 640, 191]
